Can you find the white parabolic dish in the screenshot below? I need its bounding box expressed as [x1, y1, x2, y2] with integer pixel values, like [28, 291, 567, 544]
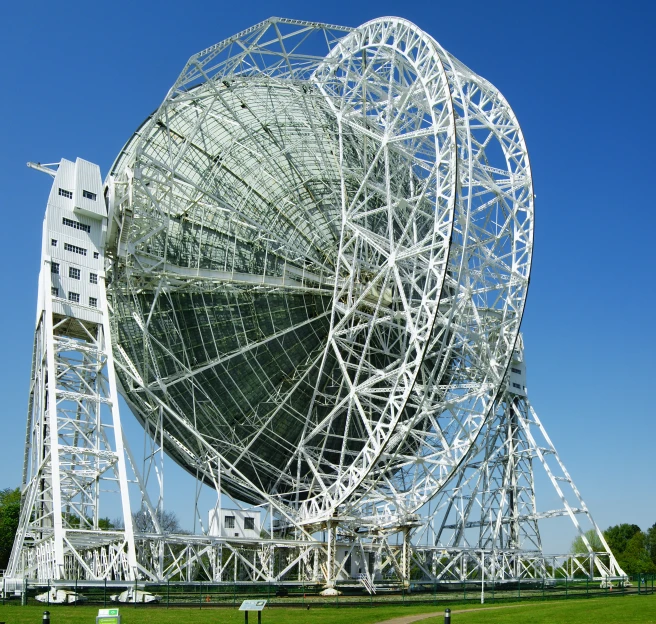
[106, 17, 533, 526]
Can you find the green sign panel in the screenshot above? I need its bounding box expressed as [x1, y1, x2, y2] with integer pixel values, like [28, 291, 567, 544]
[97, 608, 121, 624]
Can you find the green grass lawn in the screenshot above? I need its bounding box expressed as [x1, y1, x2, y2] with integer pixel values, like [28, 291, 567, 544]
[421, 594, 656, 623]
[1, 595, 655, 624]
[2, 603, 433, 624]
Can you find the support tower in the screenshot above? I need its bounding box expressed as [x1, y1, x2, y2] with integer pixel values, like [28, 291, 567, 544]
[7, 159, 137, 582]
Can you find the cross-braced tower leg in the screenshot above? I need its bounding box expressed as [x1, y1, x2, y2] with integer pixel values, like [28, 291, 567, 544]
[6, 159, 137, 583]
[513, 400, 624, 578]
[421, 336, 624, 581]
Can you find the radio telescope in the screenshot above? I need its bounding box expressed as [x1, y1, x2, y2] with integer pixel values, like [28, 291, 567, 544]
[7, 16, 626, 588]
[106, 17, 532, 527]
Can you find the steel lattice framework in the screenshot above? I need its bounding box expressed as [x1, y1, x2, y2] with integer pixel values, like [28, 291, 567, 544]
[4, 16, 626, 591]
[106, 16, 531, 529]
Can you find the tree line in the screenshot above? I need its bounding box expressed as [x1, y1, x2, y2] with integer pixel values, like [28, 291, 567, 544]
[0, 487, 185, 570]
[570, 523, 656, 575]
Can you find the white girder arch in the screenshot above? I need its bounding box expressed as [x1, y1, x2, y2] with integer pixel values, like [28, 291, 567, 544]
[346, 24, 535, 522]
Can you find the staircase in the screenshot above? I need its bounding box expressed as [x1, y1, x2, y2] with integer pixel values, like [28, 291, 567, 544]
[359, 573, 376, 594]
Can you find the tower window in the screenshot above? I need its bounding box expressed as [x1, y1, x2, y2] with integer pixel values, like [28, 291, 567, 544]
[511, 367, 522, 374]
[93, 252, 99, 259]
[82, 190, 97, 201]
[244, 517, 255, 531]
[51, 287, 58, 297]
[89, 273, 98, 284]
[224, 516, 235, 529]
[51, 262, 59, 274]
[62, 217, 91, 233]
[512, 383, 521, 389]
[68, 292, 80, 303]
[64, 242, 87, 256]
[58, 188, 72, 199]
[89, 297, 98, 308]
[69, 267, 81, 280]
[51, 239, 57, 247]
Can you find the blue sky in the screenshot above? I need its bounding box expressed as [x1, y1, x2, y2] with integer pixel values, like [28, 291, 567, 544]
[0, 0, 654, 552]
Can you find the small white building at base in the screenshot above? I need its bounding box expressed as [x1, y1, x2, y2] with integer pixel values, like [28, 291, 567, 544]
[209, 508, 261, 539]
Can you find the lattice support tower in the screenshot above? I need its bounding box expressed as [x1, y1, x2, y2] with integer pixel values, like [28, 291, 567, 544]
[6, 159, 138, 582]
[404, 335, 625, 582]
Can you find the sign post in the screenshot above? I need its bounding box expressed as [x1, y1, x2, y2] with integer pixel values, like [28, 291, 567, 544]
[239, 600, 267, 624]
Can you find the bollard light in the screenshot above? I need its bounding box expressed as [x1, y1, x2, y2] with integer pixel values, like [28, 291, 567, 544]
[43, 611, 51, 624]
[444, 608, 451, 624]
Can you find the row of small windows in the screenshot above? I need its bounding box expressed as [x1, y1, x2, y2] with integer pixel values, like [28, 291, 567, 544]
[51, 262, 97, 283]
[50, 287, 97, 308]
[62, 217, 91, 233]
[64, 242, 87, 256]
[50, 288, 97, 307]
[51, 239, 99, 258]
[224, 516, 255, 530]
[58, 188, 97, 201]
[511, 367, 522, 374]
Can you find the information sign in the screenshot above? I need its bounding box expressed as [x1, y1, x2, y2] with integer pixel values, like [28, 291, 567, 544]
[239, 600, 267, 611]
[96, 608, 120, 624]
[239, 600, 267, 624]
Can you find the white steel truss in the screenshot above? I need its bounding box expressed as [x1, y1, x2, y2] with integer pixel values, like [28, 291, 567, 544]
[393, 338, 625, 582]
[104, 16, 532, 531]
[6, 160, 138, 583]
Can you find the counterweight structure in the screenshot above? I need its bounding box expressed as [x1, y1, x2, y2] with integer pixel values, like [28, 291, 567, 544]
[4, 17, 625, 590]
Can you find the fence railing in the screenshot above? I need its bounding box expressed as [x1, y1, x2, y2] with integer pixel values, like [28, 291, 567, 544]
[2, 574, 654, 608]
